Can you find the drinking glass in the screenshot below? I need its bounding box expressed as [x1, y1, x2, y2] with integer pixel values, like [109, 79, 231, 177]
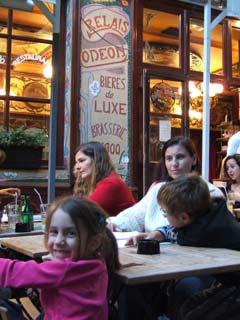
[6, 204, 19, 231]
[227, 191, 235, 213]
[40, 204, 49, 231]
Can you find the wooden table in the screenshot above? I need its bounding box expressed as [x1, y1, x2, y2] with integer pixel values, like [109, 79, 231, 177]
[1, 236, 240, 285]
[3, 236, 240, 320]
[116, 243, 240, 285]
[0, 223, 44, 238]
[0, 235, 47, 258]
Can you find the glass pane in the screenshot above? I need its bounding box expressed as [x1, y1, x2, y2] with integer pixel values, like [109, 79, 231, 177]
[144, 76, 183, 192]
[0, 100, 4, 126]
[9, 101, 50, 130]
[189, 80, 203, 129]
[0, 38, 7, 94]
[150, 79, 182, 116]
[189, 18, 223, 74]
[189, 80, 227, 129]
[143, 9, 180, 68]
[12, 7, 53, 40]
[232, 25, 240, 78]
[0, 8, 8, 35]
[9, 101, 50, 160]
[211, 24, 223, 74]
[189, 18, 204, 72]
[10, 39, 52, 99]
[149, 79, 182, 162]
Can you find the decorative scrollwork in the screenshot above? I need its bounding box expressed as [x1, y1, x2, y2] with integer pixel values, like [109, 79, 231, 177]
[151, 82, 175, 112]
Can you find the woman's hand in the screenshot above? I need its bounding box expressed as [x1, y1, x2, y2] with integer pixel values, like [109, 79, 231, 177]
[106, 222, 121, 232]
[125, 232, 149, 246]
[0, 188, 21, 198]
[125, 230, 165, 246]
[42, 254, 54, 261]
[228, 191, 240, 202]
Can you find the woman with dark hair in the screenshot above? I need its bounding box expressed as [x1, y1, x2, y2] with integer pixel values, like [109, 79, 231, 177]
[224, 153, 240, 206]
[73, 141, 135, 216]
[108, 136, 223, 233]
[153, 136, 201, 182]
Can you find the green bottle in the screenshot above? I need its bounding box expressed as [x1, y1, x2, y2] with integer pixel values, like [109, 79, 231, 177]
[19, 195, 26, 223]
[23, 195, 34, 231]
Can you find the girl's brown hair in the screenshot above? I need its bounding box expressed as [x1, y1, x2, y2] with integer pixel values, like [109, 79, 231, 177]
[73, 141, 115, 196]
[44, 196, 120, 273]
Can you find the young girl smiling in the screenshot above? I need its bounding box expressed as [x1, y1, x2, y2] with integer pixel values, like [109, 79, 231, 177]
[0, 196, 120, 320]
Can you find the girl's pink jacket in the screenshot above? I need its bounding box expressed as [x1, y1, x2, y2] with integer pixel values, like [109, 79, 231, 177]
[0, 258, 108, 320]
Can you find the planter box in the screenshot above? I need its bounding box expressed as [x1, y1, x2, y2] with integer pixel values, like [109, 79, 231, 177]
[0, 146, 43, 169]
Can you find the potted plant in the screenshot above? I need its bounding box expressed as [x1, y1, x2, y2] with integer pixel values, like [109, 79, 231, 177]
[0, 128, 48, 169]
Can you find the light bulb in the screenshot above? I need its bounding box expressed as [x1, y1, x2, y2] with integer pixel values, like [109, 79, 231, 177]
[43, 64, 52, 78]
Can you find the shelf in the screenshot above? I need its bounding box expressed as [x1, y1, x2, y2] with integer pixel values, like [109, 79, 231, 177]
[150, 112, 182, 119]
[216, 137, 229, 142]
[217, 122, 240, 129]
[217, 151, 226, 156]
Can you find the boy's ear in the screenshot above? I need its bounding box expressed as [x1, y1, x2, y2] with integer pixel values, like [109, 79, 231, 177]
[179, 212, 191, 226]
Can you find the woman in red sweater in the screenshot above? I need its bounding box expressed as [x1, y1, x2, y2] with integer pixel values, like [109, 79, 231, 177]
[73, 141, 135, 216]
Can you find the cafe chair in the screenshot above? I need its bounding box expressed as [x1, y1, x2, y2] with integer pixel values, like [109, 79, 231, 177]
[0, 306, 9, 320]
[12, 297, 40, 320]
[0, 297, 39, 320]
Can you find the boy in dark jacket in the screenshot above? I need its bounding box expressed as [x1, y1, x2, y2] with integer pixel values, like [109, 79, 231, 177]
[149, 173, 240, 250]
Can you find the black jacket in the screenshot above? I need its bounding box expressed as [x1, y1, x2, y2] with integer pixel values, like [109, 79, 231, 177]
[177, 198, 240, 250]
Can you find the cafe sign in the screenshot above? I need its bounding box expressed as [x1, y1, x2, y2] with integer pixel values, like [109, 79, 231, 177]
[81, 5, 129, 41]
[12, 54, 49, 66]
[81, 44, 127, 68]
[80, 3, 131, 180]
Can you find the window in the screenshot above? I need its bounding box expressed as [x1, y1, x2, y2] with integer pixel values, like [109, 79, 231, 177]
[143, 9, 180, 68]
[232, 23, 240, 79]
[0, 5, 53, 162]
[189, 17, 223, 74]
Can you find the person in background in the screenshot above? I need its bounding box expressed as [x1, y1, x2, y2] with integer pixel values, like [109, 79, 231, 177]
[0, 149, 20, 201]
[107, 136, 224, 235]
[0, 188, 20, 198]
[226, 131, 240, 156]
[0, 196, 120, 320]
[73, 141, 135, 216]
[219, 131, 240, 179]
[224, 154, 240, 207]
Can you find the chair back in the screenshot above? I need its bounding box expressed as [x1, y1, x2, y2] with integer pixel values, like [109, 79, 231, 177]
[0, 306, 9, 320]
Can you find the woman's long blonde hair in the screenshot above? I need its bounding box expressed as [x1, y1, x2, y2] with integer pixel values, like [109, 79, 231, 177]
[73, 141, 115, 197]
